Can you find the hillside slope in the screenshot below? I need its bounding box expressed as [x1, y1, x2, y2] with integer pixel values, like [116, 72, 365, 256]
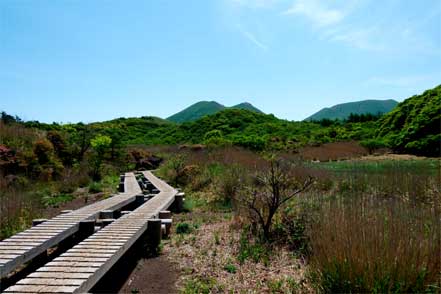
[306, 99, 398, 121]
[167, 101, 263, 123]
[377, 85, 440, 156]
[167, 101, 225, 123]
[232, 102, 263, 113]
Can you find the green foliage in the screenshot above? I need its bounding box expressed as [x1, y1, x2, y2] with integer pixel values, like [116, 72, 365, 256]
[168, 101, 225, 123]
[42, 193, 74, 208]
[377, 85, 441, 156]
[306, 99, 398, 121]
[237, 230, 270, 265]
[176, 222, 192, 234]
[90, 134, 112, 181]
[183, 276, 220, 294]
[203, 129, 227, 146]
[90, 134, 112, 152]
[167, 101, 263, 123]
[359, 138, 388, 154]
[88, 182, 103, 193]
[223, 263, 237, 274]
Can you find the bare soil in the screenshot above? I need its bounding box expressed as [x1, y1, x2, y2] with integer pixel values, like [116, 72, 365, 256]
[117, 255, 178, 294]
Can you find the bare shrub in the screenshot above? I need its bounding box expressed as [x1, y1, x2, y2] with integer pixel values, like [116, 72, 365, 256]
[236, 158, 313, 240]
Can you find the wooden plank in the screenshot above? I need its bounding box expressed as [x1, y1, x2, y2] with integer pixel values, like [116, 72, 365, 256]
[17, 278, 86, 286]
[37, 267, 98, 273]
[4, 284, 78, 293]
[2, 172, 167, 292]
[29, 272, 91, 279]
[68, 249, 118, 254]
[0, 250, 27, 255]
[47, 261, 104, 267]
[0, 254, 21, 259]
[56, 257, 108, 263]
[61, 253, 113, 258]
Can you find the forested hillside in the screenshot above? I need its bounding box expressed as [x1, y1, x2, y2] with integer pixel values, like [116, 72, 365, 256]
[167, 101, 263, 123]
[2, 85, 439, 155]
[377, 85, 440, 156]
[306, 99, 398, 120]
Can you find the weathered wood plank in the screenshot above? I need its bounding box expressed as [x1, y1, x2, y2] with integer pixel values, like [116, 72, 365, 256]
[28, 272, 91, 279]
[37, 267, 98, 273]
[17, 278, 86, 286]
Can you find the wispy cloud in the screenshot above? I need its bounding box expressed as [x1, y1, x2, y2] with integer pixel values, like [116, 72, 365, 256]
[237, 25, 269, 51]
[327, 26, 386, 51]
[283, 0, 346, 27]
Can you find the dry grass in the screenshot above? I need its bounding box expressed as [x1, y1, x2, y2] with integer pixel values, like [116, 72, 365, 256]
[166, 211, 311, 293]
[298, 141, 369, 161]
[308, 195, 440, 293]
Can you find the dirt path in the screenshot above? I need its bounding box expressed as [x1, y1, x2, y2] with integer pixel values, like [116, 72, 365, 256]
[118, 255, 178, 294]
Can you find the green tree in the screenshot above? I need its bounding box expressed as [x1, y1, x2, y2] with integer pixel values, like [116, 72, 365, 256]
[90, 134, 112, 181]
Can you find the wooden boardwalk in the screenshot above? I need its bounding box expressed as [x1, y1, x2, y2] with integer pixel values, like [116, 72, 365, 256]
[0, 173, 141, 280]
[2, 171, 180, 293]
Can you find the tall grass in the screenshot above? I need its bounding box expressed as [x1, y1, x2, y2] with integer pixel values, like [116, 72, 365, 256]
[306, 160, 441, 293]
[0, 176, 42, 239]
[309, 196, 440, 293]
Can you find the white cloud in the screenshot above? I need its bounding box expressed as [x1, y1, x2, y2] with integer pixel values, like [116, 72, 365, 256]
[328, 26, 386, 51]
[283, 0, 346, 27]
[237, 25, 269, 51]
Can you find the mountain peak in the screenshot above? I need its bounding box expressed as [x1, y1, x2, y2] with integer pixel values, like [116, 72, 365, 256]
[167, 101, 263, 123]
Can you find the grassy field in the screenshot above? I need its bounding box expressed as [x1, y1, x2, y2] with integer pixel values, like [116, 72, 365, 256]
[157, 148, 440, 293]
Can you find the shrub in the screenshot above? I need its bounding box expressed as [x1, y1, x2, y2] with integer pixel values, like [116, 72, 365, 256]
[88, 182, 103, 193]
[176, 222, 192, 234]
[236, 158, 313, 240]
[215, 165, 243, 206]
[360, 138, 388, 154]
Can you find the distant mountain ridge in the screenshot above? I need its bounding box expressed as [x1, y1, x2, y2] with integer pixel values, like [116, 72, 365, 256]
[305, 99, 398, 121]
[167, 101, 263, 123]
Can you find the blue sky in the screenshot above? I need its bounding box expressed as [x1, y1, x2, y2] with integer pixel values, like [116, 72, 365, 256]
[1, 0, 440, 123]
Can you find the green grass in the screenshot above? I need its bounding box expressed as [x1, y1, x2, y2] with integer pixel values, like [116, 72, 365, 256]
[315, 158, 440, 175]
[223, 263, 237, 274]
[42, 193, 74, 208]
[183, 276, 221, 294]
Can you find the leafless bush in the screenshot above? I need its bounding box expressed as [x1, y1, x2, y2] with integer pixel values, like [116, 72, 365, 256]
[236, 158, 313, 240]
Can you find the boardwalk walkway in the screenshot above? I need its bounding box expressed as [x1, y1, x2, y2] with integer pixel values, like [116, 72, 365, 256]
[0, 173, 141, 280]
[2, 171, 179, 293]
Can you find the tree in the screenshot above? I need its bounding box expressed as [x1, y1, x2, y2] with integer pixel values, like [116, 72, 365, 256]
[90, 134, 112, 181]
[237, 158, 313, 240]
[70, 123, 94, 162]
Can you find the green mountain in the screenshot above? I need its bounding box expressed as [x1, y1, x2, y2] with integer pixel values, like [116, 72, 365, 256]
[377, 85, 440, 156]
[167, 101, 263, 123]
[232, 102, 263, 113]
[306, 99, 398, 121]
